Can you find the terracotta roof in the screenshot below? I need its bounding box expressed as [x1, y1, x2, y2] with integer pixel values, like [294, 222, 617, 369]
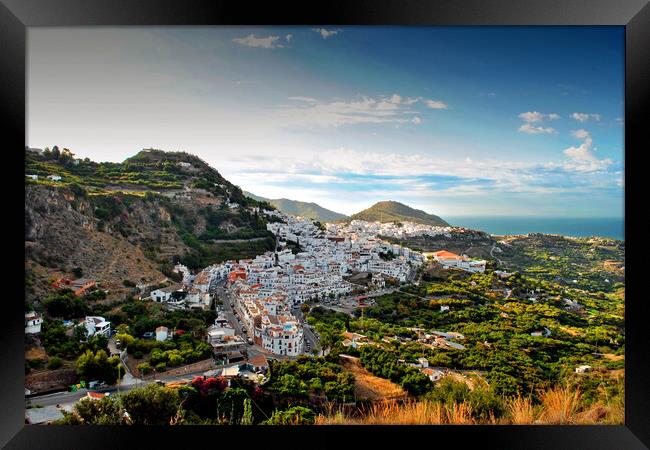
[433, 250, 462, 259]
[87, 392, 105, 399]
[248, 354, 269, 367]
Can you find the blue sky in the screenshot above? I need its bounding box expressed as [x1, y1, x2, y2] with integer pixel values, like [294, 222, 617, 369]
[27, 26, 624, 217]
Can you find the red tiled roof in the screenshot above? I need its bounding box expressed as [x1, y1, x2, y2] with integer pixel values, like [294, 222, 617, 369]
[249, 354, 269, 367]
[433, 250, 462, 259]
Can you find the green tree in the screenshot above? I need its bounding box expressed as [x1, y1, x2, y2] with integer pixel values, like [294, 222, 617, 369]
[137, 362, 152, 375]
[115, 333, 135, 348]
[120, 384, 181, 425]
[76, 349, 121, 384]
[67, 396, 123, 425]
[218, 387, 248, 424]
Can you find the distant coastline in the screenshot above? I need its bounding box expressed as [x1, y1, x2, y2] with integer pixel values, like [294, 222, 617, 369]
[446, 216, 624, 241]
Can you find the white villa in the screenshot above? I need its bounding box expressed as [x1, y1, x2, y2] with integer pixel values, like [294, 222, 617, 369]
[84, 316, 111, 337]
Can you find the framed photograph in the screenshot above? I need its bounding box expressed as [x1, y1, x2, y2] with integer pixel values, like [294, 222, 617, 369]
[2, 0, 648, 448]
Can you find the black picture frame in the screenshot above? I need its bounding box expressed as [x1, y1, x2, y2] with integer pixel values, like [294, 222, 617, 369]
[2, 1, 648, 448]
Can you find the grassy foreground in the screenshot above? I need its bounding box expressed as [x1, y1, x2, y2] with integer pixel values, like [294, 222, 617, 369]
[315, 386, 623, 425]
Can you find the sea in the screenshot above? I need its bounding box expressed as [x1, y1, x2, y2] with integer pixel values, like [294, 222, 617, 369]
[445, 217, 624, 241]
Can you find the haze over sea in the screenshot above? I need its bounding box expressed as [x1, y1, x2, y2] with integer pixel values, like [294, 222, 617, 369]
[446, 217, 624, 241]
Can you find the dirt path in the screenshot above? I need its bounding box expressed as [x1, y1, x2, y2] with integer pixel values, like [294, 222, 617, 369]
[210, 237, 268, 244]
[339, 355, 407, 401]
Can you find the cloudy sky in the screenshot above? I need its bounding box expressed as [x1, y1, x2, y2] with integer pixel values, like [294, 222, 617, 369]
[27, 26, 624, 218]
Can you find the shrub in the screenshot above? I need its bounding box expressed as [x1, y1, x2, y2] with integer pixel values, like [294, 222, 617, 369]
[263, 406, 316, 425]
[137, 362, 152, 375]
[47, 356, 64, 370]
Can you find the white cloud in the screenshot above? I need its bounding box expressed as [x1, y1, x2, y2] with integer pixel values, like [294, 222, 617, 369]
[518, 111, 560, 123]
[571, 129, 590, 139]
[216, 145, 621, 216]
[232, 34, 283, 49]
[288, 96, 318, 103]
[571, 112, 601, 122]
[312, 28, 341, 39]
[563, 129, 612, 171]
[276, 94, 440, 128]
[285, 34, 293, 42]
[518, 123, 557, 134]
[425, 100, 448, 109]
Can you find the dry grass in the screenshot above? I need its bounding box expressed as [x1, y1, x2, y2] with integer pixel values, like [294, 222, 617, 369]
[538, 386, 582, 424]
[317, 400, 475, 425]
[339, 355, 406, 401]
[316, 385, 623, 425]
[507, 395, 537, 425]
[26, 347, 47, 360]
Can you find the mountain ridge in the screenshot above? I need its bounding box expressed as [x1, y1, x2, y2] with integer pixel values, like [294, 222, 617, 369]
[350, 200, 450, 227]
[243, 191, 348, 222]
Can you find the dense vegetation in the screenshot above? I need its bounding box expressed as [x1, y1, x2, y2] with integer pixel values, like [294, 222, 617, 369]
[302, 262, 624, 422]
[266, 356, 355, 403]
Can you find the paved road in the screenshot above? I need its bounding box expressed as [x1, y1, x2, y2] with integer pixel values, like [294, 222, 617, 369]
[25, 361, 241, 409]
[218, 286, 246, 338]
[490, 244, 504, 266]
[291, 307, 320, 354]
[216, 283, 271, 357]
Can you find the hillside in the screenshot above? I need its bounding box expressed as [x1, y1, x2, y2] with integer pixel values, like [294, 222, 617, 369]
[244, 191, 348, 222]
[350, 201, 450, 227]
[25, 148, 277, 305]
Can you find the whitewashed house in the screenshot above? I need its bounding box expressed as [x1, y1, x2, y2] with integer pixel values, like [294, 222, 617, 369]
[25, 311, 43, 334]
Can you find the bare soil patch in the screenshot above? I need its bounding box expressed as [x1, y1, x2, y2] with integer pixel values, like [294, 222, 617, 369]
[339, 354, 406, 401]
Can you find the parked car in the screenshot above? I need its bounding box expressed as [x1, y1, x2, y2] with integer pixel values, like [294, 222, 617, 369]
[142, 332, 154, 339]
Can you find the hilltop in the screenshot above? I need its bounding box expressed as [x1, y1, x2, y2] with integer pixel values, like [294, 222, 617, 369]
[244, 191, 348, 222]
[350, 201, 450, 227]
[25, 147, 277, 304]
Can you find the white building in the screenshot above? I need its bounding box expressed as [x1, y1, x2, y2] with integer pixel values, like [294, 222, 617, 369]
[261, 318, 304, 356]
[432, 250, 486, 273]
[84, 316, 111, 337]
[25, 311, 43, 334]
